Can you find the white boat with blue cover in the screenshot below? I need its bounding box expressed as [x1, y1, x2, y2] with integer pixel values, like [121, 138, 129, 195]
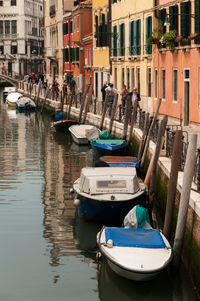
[97, 227, 172, 281]
[91, 139, 127, 156]
[72, 167, 147, 224]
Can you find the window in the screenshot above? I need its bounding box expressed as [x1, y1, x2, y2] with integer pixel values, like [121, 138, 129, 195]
[154, 69, 158, 99]
[11, 0, 16, 5]
[173, 69, 178, 102]
[5, 21, 10, 35]
[77, 15, 79, 32]
[114, 67, 117, 89]
[69, 21, 73, 33]
[169, 5, 178, 33]
[63, 48, 69, 62]
[121, 68, 124, 87]
[0, 21, 3, 35]
[11, 20, 17, 34]
[119, 23, 125, 56]
[63, 22, 68, 35]
[161, 69, 166, 99]
[137, 67, 140, 94]
[0, 1, 3, 6]
[131, 68, 135, 89]
[180, 1, 191, 38]
[76, 47, 79, 61]
[145, 17, 152, 54]
[11, 45, 17, 54]
[0, 45, 4, 54]
[136, 20, 141, 55]
[147, 67, 151, 97]
[112, 25, 117, 56]
[95, 15, 99, 47]
[127, 68, 130, 90]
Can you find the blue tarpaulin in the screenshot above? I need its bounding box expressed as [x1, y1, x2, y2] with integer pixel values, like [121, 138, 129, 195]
[105, 228, 166, 248]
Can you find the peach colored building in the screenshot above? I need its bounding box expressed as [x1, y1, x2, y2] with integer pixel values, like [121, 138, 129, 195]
[153, 0, 200, 125]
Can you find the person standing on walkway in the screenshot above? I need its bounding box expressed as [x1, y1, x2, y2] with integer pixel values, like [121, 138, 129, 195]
[101, 82, 108, 104]
[127, 87, 141, 108]
[120, 84, 129, 114]
[105, 83, 118, 117]
[51, 79, 59, 100]
[2, 63, 6, 75]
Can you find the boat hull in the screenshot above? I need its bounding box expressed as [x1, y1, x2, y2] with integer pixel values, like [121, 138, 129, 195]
[91, 141, 127, 156]
[53, 120, 78, 132]
[77, 193, 146, 224]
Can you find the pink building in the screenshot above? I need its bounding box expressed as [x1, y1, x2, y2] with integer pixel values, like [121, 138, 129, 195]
[153, 0, 200, 125]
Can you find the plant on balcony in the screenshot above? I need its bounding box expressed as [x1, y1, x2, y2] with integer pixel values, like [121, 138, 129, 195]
[160, 30, 177, 52]
[146, 21, 163, 48]
[180, 37, 190, 46]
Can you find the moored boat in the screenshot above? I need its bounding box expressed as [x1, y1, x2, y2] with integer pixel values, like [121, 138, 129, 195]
[97, 226, 172, 281]
[6, 92, 23, 107]
[16, 96, 36, 111]
[72, 167, 147, 224]
[2, 87, 16, 103]
[52, 119, 78, 132]
[91, 139, 127, 156]
[69, 124, 99, 145]
[100, 156, 139, 168]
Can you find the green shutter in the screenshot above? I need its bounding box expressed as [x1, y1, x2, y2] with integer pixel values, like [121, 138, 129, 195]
[113, 25, 117, 56]
[181, 1, 191, 37]
[195, 0, 200, 34]
[133, 21, 137, 54]
[95, 15, 99, 47]
[129, 21, 134, 55]
[136, 19, 141, 55]
[129, 22, 131, 55]
[119, 24, 125, 56]
[76, 48, 79, 61]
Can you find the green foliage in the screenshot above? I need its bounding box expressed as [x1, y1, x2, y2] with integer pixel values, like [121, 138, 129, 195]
[160, 30, 177, 52]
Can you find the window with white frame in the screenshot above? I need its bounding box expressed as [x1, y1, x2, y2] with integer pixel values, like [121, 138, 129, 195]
[161, 69, 166, 100]
[173, 69, 178, 102]
[154, 69, 157, 99]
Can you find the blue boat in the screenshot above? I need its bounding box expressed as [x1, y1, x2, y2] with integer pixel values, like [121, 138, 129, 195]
[72, 167, 147, 224]
[100, 156, 140, 168]
[91, 139, 127, 156]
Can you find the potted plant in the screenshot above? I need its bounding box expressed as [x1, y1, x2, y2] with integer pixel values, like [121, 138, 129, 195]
[160, 30, 177, 52]
[146, 21, 164, 49]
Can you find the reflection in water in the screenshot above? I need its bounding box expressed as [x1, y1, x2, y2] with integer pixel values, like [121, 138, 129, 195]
[0, 93, 197, 301]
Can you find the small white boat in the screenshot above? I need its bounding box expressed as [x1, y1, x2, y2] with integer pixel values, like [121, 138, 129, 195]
[69, 124, 99, 145]
[72, 167, 147, 223]
[16, 96, 36, 111]
[6, 92, 22, 107]
[2, 87, 16, 103]
[97, 226, 172, 281]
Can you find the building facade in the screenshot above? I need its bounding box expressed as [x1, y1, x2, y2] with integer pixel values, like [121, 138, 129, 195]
[92, 0, 111, 101]
[153, 0, 200, 125]
[0, 0, 44, 77]
[111, 0, 155, 113]
[63, 0, 92, 91]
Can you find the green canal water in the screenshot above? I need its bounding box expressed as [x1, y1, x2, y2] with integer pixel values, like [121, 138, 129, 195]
[0, 88, 197, 301]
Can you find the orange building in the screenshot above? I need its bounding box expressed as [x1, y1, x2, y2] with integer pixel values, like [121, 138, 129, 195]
[153, 0, 200, 125]
[63, 0, 92, 91]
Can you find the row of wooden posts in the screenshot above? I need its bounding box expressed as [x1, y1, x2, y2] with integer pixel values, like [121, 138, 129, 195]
[30, 81, 197, 265]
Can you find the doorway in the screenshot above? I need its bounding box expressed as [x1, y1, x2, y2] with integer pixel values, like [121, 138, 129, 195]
[184, 69, 190, 126]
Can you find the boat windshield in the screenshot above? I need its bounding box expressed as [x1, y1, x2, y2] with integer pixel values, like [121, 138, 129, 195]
[97, 180, 126, 189]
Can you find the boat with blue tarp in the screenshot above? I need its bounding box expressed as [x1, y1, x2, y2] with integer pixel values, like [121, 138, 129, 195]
[91, 139, 127, 156]
[100, 156, 139, 168]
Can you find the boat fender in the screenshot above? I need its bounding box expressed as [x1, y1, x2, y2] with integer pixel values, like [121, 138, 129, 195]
[73, 198, 80, 207]
[69, 188, 75, 194]
[107, 239, 113, 248]
[96, 252, 102, 260]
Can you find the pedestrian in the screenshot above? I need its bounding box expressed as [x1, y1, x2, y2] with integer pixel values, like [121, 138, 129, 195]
[101, 82, 108, 103]
[51, 79, 59, 100]
[2, 63, 6, 75]
[120, 84, 129, 114]
[105, 83, 118, 117]
[43, 78, 49, 89]
[126, 87, 141, 111]
[69, 76, 76, 93]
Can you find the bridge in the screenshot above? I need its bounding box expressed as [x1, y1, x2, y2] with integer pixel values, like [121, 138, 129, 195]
[0, 73, 24, 87]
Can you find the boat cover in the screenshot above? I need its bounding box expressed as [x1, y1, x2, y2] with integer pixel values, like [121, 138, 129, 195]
[100, 156, 139, 168]
[105, 228, 166, 248]
[95, 139, 125, 145]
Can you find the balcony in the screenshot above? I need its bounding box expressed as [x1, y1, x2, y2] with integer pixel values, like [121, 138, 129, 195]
[45, 47, 57, 58]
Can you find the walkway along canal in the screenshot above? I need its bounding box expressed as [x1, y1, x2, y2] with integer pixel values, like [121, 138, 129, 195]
[1, 85, 198, 300]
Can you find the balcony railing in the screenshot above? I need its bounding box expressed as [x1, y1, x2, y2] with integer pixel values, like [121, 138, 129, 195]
[45, 47, 57, 58]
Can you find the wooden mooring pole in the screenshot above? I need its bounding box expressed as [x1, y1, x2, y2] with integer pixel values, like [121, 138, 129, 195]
[141, 98, 162, 167]
[127, 99, 138, 144]
[137, 112, 150, 161]
[82, 85, 93, 124]
[100, 92, 109, 130]
[109, 94, 118, 135]
[173, 134, 197, 266]
[78, 85, 88, 123]
[123, 95, 131, 140]
[163, 130, 183, 240]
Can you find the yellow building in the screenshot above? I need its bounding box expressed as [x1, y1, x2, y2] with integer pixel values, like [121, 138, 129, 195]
[92, 0, 111, 100]
[111, 0, 156, 113]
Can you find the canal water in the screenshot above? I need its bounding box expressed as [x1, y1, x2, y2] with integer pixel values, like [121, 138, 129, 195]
[0, 88, 197, 301]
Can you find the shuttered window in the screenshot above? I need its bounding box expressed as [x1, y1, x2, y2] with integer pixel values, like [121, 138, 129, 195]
[136, 19, 141, 55]
[129, 21, 134, 55]
[95, 15, 99, 47]
[76, 47, 79, 61]
[69, 47, 75, 61]
[180, 1, 191, 37]
[195, 0, 200, 34]
[113, 25, 117, 56]
[69, 21, 73, 33]
[102, 14, 108, 46]
[63, 22, 68, 35]
[158, 8, 166, 34]
[119, 23, 125, 56]
[169, 5, 178, 33]
[145, 16, 152, 54]
[63, 48, 69, 62]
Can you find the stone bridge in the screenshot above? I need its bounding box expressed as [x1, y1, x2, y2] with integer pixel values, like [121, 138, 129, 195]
[0, 73, 22, 87]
